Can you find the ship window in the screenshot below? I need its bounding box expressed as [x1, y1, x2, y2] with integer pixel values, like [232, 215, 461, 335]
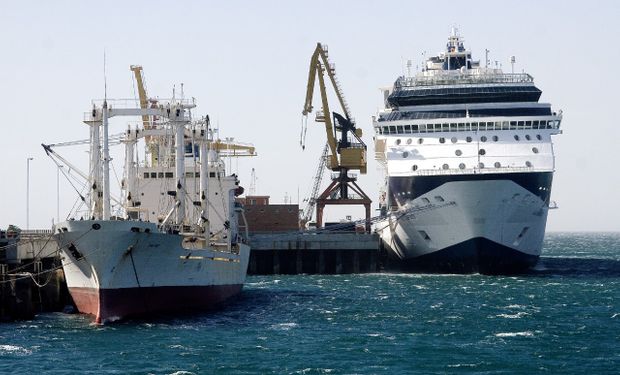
[494, 162, 501, 168]
[536, 134, 542, 140]
[144, 172, 149, 178]
[502, 121, 509, 130]
[518, 121, 524, 127]
[526, 161, 532, 167]
[397, 126, 404, 134]
[435, 124, 442, 132]
[406, 138, 413, 145]
[490, 122, 497, 130]
[402, 151, 409, 158]
[165, 172, 173, 178]
[457, 123, 465, 131]
[412, 165, 418, 171]
[533, 120, 539, 128]
[439, 137, 446, 144]
[150, 172, 157, 178]
[514, 135, 520, 141]
[389, 126, 396, 134]
[419, 124, 426, 133]
[444, 123, 451, 131]
[510, 121, 517, 129]
[525, 121, 532, 129]
[465, 123, 472, 131]
[404, 125, 411, 133]
[411, 125, 417, 133]
[450, 123, 457, 131]
[466, 136, 472, 143]
[418, 230, 431, 241]
[532, 147, 539, 154]
[480, 136, 487, 142]
[459, 163, 466, 169]
[525, 134, 531, 140]
[492, 135, 499, 142]
[442, 164, 449, 170]
[209, 172, 216, 178]
[186, 172, 194, 178]
[478, 162, 485, 169]
[383, 126, 389, 134]
[418, 138, 424, 144]
[395, 139, 401, 145]
[455, 149, 462, 156]
[451, 137, 458, 143]
[479, 149, 486, 155]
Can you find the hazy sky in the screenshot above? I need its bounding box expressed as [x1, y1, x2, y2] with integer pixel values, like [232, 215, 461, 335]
[1, 0, 618, 231]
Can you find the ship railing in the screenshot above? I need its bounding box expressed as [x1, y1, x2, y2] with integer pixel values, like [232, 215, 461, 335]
[88, 97, 197, 109]
[406, 166, 550, 176]
[395, 72, 534, 88]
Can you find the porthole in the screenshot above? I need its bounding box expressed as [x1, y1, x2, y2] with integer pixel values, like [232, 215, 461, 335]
[459, 163, 466, 169]
[406, 138, 412, 145]
[532, 147, 539, 154]
[442, 164, 449, 170]
[466, 136, 472, 143]
[478, 162, 485, 169]
[395, 139, 401, 145]
[492, 135, 499, 142]
[402, 151, 409, 158]
[412, 165, 418, 171]
[92, 223, 101, 230]
[525, 134, 531, 141]
[536, 134, 542, 140]
[417, 138, 424, 144]
[525, 161, 532, 167]
[514, 135, 520, 141]
[451, 137, 458, 143]
[494, 162, 501, 168]
[455, 149, 462, 156]
[479, 149, 486, 156]
[439, 137, 446, 144]
[480, 136, 487, 142]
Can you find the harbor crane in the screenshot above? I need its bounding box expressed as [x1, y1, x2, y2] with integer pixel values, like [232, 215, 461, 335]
[301, 43, 371, 232]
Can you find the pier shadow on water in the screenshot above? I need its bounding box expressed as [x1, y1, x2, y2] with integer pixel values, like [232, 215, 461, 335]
[525, 256, 620, 278]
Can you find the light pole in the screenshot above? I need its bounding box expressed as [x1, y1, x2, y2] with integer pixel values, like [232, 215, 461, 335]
[57, 165, 64, 223]
[26, 157, 33, 230]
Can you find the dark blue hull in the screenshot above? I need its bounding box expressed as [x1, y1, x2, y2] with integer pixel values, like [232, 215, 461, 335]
[389, 237, 539, 275]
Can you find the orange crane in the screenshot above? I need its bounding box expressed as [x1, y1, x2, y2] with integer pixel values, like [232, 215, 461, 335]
[301, 43, 371, 232]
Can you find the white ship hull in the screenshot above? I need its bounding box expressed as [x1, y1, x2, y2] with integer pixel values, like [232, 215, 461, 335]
[55, 220, 250, 323]
[376, 174, 550, 273]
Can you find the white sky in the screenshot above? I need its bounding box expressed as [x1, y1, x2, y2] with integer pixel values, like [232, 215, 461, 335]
[1, 0, 618, 231]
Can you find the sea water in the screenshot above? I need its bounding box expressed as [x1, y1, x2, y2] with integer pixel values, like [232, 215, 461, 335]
[1, 233, 619, 374]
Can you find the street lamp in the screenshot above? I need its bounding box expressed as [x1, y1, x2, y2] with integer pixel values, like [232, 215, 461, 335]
[57, 165, 64, 223]
[26, 157, 33, 230]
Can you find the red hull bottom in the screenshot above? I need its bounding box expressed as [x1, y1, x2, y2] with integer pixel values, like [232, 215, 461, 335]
[69, 284, 243, 323]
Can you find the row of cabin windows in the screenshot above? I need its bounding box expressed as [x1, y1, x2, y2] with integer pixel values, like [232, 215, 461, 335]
[395, 134, 543, 146]
[143, 171, 219, 179]
[411, 160, 534, 171]
[378, 119, 559, 135]
[403, 146, 539, 158]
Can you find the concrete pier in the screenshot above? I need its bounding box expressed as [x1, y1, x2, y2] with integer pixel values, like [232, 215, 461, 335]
[248, 232, 381, 275]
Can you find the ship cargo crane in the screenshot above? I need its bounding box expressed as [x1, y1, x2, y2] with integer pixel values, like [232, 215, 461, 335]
[301, 43, 371, 232]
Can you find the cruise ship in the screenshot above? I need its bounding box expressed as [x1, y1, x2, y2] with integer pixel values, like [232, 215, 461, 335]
[374, 30, 562, 273]
[47, 67, 251, 322]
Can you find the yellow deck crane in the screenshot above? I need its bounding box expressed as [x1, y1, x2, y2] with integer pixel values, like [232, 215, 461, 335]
[301, 43, 371, 232]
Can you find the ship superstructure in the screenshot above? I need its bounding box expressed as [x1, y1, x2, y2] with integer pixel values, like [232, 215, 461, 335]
[47, 69, 251, 322]
[374, 30, 562, 273]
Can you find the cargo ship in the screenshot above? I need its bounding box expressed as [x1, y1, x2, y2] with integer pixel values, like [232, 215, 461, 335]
[374, 30, 562, 273]
[48, 67, 251, 322]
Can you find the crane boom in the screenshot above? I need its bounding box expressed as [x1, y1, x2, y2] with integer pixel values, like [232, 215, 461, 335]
[130, 65, 150, 128]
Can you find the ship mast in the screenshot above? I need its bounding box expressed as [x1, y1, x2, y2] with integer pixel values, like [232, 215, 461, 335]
[102, 100, 111, 220]
[174, 104, 186, 226]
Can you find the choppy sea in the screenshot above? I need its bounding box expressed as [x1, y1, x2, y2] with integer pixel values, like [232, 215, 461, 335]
[1, 233, 619, 374]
